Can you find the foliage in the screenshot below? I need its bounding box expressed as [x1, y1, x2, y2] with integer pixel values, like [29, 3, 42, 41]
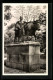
[4, 13, 12, 20]
[4, 24, 15, 44]
[34, 12, 46, 54]
[39, 13, 46, 25]
[4, 6, 11, 11]
[4, 6, 12, 20]
[35, 25, 46, 54]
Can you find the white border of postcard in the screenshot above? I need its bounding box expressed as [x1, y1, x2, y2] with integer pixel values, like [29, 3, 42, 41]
[2, 3, 48, 75]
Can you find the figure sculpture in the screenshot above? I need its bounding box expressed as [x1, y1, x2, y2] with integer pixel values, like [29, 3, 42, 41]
[14, 16, 39, 42]
[14, 16, 24, 42]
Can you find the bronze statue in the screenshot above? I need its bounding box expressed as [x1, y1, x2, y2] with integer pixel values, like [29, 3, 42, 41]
[14, 16, 39, 42]
[14, 16, 24, 42]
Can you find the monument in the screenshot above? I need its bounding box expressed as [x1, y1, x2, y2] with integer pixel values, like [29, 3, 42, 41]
[6, 16, 40, 72]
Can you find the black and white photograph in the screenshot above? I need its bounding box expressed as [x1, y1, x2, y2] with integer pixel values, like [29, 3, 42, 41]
[2, 3, 48, 75]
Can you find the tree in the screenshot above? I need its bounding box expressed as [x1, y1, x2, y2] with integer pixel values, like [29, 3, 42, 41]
[4, 6, 12, 20]
[4, 6, 11, 11]
[4, 23, 15, 44]
[35, 12, 46, 54]
[39, 13, 46, 25]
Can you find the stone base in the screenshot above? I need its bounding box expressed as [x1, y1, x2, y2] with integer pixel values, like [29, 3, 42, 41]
[6, 41, 40, 72]
[6, 61, 40, 72]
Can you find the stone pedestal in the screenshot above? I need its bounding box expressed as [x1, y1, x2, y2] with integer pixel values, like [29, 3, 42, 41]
[6, 41, 40, 72]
